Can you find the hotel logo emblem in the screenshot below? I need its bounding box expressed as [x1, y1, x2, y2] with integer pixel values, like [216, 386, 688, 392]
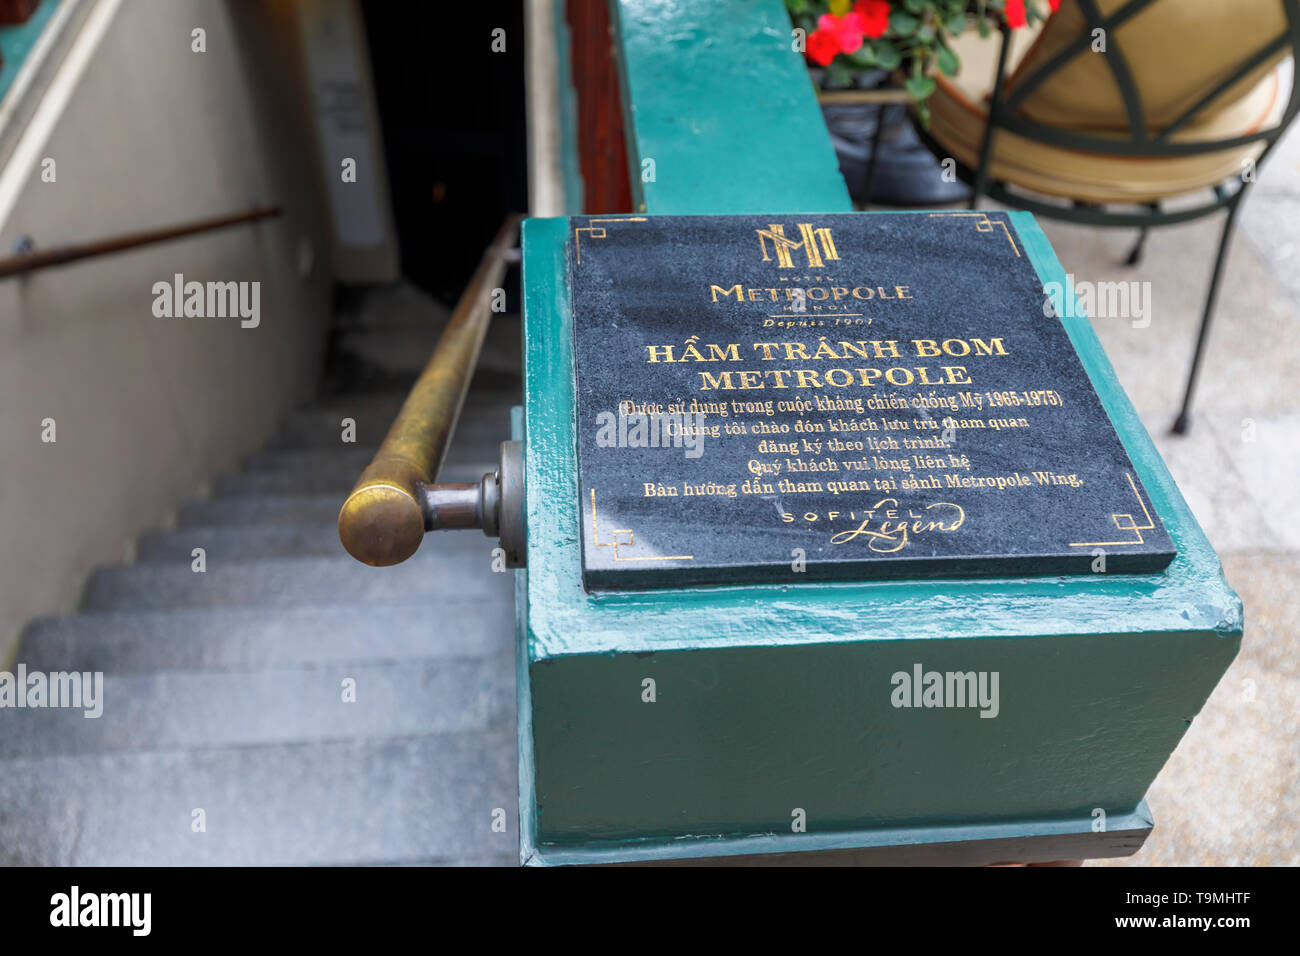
[755, 223, 840, 269]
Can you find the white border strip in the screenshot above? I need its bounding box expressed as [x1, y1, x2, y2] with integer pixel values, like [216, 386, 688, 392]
[524, 0, 565, 217]
[0, 0, 123, 232]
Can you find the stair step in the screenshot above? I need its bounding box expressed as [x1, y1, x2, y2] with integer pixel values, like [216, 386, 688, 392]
[239, 437, 506, 481]
[139, 523, 343, 561]
[21, 599, 512, 673]
[0, 654, 512, 759]
[336, 279, 452, 329]
[212, 461, 487, 498]
[334, 316, 520, 379]
[337, 328, 437, 377]
[179, 480, 505, 526]
[267, 429, 511, 455]
[0, 730, 517, 865]
[276, 403, 509, 444]
[175, 492, 513, 529]
[296, 388, 514, 419]
[269, 403, 512, 450]
[81, 551, 504, 612]
[243, 444, 382, 475]
[177, 494, 348, 527]
[294, 390, 412, 416]
[137, 524, 494, 562]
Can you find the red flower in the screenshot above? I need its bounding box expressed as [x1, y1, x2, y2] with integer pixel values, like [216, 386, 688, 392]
[1005, 0, 1027, 28]
[853, 0, 891, 40]
[1049, 0, 1061, 10]
[819, 12, 865, 54]
[807, 27, 842, 66]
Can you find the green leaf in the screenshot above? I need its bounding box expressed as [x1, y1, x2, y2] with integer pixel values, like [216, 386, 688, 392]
[914, 97, 932, 128]
[903, 0, 926, 13]
[936, 44, 960, 77]
[846, 46, 879, 68]
[904, 73, 937, 101]
[826, 58, 854, 88]
[872, 40, 902, 71]
[944, 12, 968, 36]
[889, 11, 920, 35]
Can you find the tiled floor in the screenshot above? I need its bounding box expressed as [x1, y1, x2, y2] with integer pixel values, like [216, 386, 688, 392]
[1028, 127, 1300, 866]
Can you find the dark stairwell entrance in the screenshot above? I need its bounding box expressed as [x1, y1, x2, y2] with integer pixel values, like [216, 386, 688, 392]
[0, 3, 527, 865]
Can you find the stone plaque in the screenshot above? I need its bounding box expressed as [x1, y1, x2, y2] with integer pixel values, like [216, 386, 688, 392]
[567, 212, 1175, 588]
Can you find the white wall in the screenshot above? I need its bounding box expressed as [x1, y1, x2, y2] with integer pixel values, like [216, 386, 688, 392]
[0, 0, 337, 655]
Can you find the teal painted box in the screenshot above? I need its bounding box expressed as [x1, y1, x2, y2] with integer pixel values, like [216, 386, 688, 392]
[514, 212, 1241, 866]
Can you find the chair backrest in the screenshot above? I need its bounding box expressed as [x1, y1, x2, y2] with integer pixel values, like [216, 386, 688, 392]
[991, 0, 1300, 157]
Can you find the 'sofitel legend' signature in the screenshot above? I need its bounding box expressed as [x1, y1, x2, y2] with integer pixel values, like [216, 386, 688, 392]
[825, 498, 966, 553]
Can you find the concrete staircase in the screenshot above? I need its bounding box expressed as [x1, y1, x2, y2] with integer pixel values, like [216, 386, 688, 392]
[0, 293, 522, 865]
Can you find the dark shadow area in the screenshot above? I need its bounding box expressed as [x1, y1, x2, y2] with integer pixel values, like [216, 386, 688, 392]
[360, 1, 528, 305]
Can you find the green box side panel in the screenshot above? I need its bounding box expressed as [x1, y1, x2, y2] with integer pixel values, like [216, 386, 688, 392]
[528, 633, 1232, 843]
[610, 0, 852, 215]
[520, 213, 1241, 848]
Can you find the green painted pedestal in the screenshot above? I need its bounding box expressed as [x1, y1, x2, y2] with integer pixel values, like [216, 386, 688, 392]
[510, 0, 1241, 865]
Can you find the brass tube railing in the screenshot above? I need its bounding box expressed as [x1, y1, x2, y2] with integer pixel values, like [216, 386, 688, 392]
[0, 206, 281, 279]
[338, 213, 523, 566]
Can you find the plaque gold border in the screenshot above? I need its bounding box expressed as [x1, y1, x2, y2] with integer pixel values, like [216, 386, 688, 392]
[589, 489, 693, 563]
[573, 217, 648, 264]
[1068, 472, 1157, 548]
[928, 212, 1022, 258]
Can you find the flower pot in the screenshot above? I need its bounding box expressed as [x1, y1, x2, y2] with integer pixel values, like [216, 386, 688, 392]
[811, 67, 970, 207]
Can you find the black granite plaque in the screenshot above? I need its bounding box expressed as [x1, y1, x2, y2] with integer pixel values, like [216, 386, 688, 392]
[567, 212, 1175, 588]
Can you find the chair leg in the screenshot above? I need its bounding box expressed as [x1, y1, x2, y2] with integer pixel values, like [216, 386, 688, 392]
[1172, 199, 1244, 435]
[970, 23, 1011, 211]
[1124, 203, 1160, 266]
[860, 103, 887, 211]
[1125, 227, 1149, 266]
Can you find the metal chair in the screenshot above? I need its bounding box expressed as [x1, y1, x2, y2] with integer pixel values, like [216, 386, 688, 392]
[921, 0, 1300, 433]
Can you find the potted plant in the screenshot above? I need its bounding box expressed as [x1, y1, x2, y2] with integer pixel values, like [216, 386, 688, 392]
[787, 0, 1059, 121]
[787, 1, 1057, 205]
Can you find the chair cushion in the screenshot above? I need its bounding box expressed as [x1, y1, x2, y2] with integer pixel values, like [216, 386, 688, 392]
[1008, 0, 1289, 132]
[927, 8, 1292, 203]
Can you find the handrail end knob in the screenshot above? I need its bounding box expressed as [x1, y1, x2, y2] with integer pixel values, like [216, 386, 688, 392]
[338, 482, 425, 566]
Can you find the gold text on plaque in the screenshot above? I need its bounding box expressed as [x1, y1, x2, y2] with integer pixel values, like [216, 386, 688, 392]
[826, 498, 967, 553]
[756, 223, 841, 269]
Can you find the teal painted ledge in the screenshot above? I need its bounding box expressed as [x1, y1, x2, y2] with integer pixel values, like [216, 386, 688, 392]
[0, 0, 63, 104]
[611, 0, 852, 215]
[516, 213, 1240, 863]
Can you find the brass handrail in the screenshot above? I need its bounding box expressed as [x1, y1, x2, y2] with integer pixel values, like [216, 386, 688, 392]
[338, 213, 523, 566]
[0, 206, 281, 279]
